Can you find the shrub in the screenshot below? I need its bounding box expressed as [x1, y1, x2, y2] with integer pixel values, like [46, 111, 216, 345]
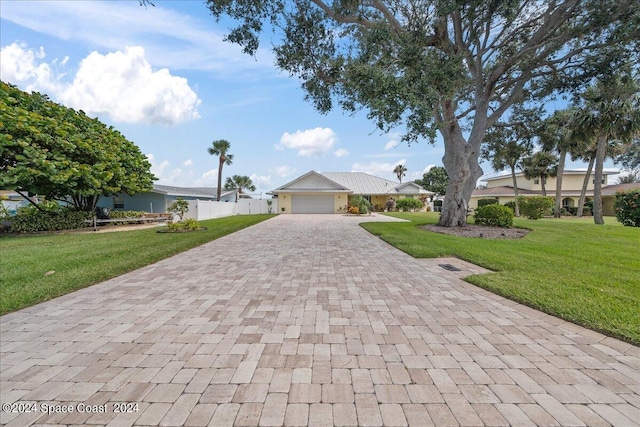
[166, 218, 201, 232]
[503, 201, 516, 212]
[477, 198, 499, 207]
[385, 198, 396, 211]
[517, 196, 554, 220]
[11, 207, 92, 232]
[395, 198, 424, 211]
[473, 204, 514, 227]
[614, 189, 640, 227]
[349, 195, 371, 214]
[109, 210, 145, 219]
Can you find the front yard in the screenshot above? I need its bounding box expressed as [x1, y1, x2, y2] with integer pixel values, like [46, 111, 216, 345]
[0, 215, 275, 315]
[362, 213, 640, 345]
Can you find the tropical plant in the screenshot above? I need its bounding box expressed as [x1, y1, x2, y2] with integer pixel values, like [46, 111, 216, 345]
[224, 175, 256, 194]
[266, 199, 273, 214]
[571, 70, 640, 224]
[167, 198, 189, 221]
[196, 0, 640, 227]
[473, 204, 514, 228]
[349, 195, 371, 214]
[207, 140, 234, 201]
[0, 82, 155, 211]
[393, 164, 407, 183]
[521, 151, 559, 196]
[614, 189, 640, 227]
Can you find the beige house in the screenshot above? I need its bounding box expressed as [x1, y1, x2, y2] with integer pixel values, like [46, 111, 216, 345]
[470, 169, 638, 215]
[271, 171, 433, 214]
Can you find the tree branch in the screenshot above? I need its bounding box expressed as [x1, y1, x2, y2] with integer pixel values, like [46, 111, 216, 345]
[308, 0, 378, 29]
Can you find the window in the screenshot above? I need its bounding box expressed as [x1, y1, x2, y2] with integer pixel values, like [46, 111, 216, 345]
[113, 196, 124, 209]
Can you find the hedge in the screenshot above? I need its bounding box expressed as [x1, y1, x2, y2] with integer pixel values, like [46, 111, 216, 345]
[615, 189, 640, 227]
[473, 204, 514, 228]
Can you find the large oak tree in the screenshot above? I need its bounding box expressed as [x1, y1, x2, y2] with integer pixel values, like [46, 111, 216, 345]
[200, 0, 638, 226]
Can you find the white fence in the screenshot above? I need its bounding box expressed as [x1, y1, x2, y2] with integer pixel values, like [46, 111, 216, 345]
[237, 198, 278, 215]
[183, 198, 278, 220]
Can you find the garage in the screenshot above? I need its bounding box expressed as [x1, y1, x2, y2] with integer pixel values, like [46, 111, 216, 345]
[291, 195, 334, 214]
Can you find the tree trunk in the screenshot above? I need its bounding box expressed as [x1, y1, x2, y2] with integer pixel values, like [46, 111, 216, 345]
[217, 158, 224, 201]
[593, 135, 607, 225]
[16, 190, 44, 212]
[510, 166, 520, 217]
[438, 131, 484, 227]
[541, 177, 547, 196]
[554, 149, 566, 218]
[576, 155, 595, 217]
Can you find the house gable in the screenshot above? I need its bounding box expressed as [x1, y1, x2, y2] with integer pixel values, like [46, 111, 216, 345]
[274, 171, 350, 193]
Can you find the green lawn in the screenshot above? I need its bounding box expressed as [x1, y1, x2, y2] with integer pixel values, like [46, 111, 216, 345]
[362, 213, 640, 345]
[0, 215, 275, 315]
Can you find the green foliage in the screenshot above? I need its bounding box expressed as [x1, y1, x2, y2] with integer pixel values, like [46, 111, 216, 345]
[167, 198, 189, 220]
[108, 210, 145, 219]
[521, 151, 559, 194]
[225, 175, 256, 192]
[0, 82, 155, 211]
[615, 189, 640, 227]
[518, 196, 555, 219]
[393, 164, 407, 183]
[349, 195, 371, 214]
[11, 207, 92, 232]
[166, 218, 201, 232]
[473, 204, 514, 228]
[417, 166, 448, 196]
[477, 198, 499, 207]
[503, 201, 516, 212]
[395, 198, 424, 212]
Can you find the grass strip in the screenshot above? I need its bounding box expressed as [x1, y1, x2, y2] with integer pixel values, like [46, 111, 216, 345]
[0, 215, 275, 315]
[361, 213, 640, 345]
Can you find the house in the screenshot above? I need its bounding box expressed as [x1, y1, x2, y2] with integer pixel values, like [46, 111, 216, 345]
[470, 169, 638, 215]
[98, 184, 239, 213]
[270, 171, 433, 214]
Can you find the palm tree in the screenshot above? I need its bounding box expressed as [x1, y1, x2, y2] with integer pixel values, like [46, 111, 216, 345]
[393, 164, 407, 183]
[521, 151, 558, 196]
[207, 140, 234, 201]
[571, 71, 640, 224]
[225, 175, 256, 194]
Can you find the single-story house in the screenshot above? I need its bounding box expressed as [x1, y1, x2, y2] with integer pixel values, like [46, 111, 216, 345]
[470, 169, 638, 215]
[270, 171, 433, 214]
[99, 184, 239, 213]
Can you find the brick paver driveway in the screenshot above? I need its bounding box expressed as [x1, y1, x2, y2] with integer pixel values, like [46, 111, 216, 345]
[1, 214, 639, 426]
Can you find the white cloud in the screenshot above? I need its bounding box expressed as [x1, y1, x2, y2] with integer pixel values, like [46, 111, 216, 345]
[351, 159, 407, 176]
[61, 46, 201, 125]
[195, 168, 219, 187]
[1, 43, 201, 125]
[384, 140, 399, 150]
[275, 166, 296, 178]
[250, 174, 273, 191]
[0, 0, 275, 79]
[146, 153, 193, 185]
[334, 148, 349, 158]
[278, 127, 337, 157]
[183, 159, 193, 167]
[423, 164, 436, 174]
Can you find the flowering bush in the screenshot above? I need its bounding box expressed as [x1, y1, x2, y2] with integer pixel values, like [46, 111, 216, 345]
[614, 189, 640, 227]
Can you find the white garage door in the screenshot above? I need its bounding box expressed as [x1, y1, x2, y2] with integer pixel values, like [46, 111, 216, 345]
[292, 195, 334, 214]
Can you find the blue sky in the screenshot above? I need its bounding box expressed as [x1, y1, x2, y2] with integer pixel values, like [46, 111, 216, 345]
[0, 1, 619, 194]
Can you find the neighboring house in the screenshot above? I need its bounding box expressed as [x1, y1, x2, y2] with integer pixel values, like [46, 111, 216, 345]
[271, 171, 433, 214]
[0, 190, 34, 215]
[470, 169, 638, 215]
[99, 184, 239, 213]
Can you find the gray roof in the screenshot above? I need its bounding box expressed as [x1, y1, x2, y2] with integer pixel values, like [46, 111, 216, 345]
[322, 172, 432, 195]
[152, 184, 237, 198]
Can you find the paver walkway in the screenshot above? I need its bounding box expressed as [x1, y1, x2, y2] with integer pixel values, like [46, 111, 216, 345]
[1, 214, 638, 426]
